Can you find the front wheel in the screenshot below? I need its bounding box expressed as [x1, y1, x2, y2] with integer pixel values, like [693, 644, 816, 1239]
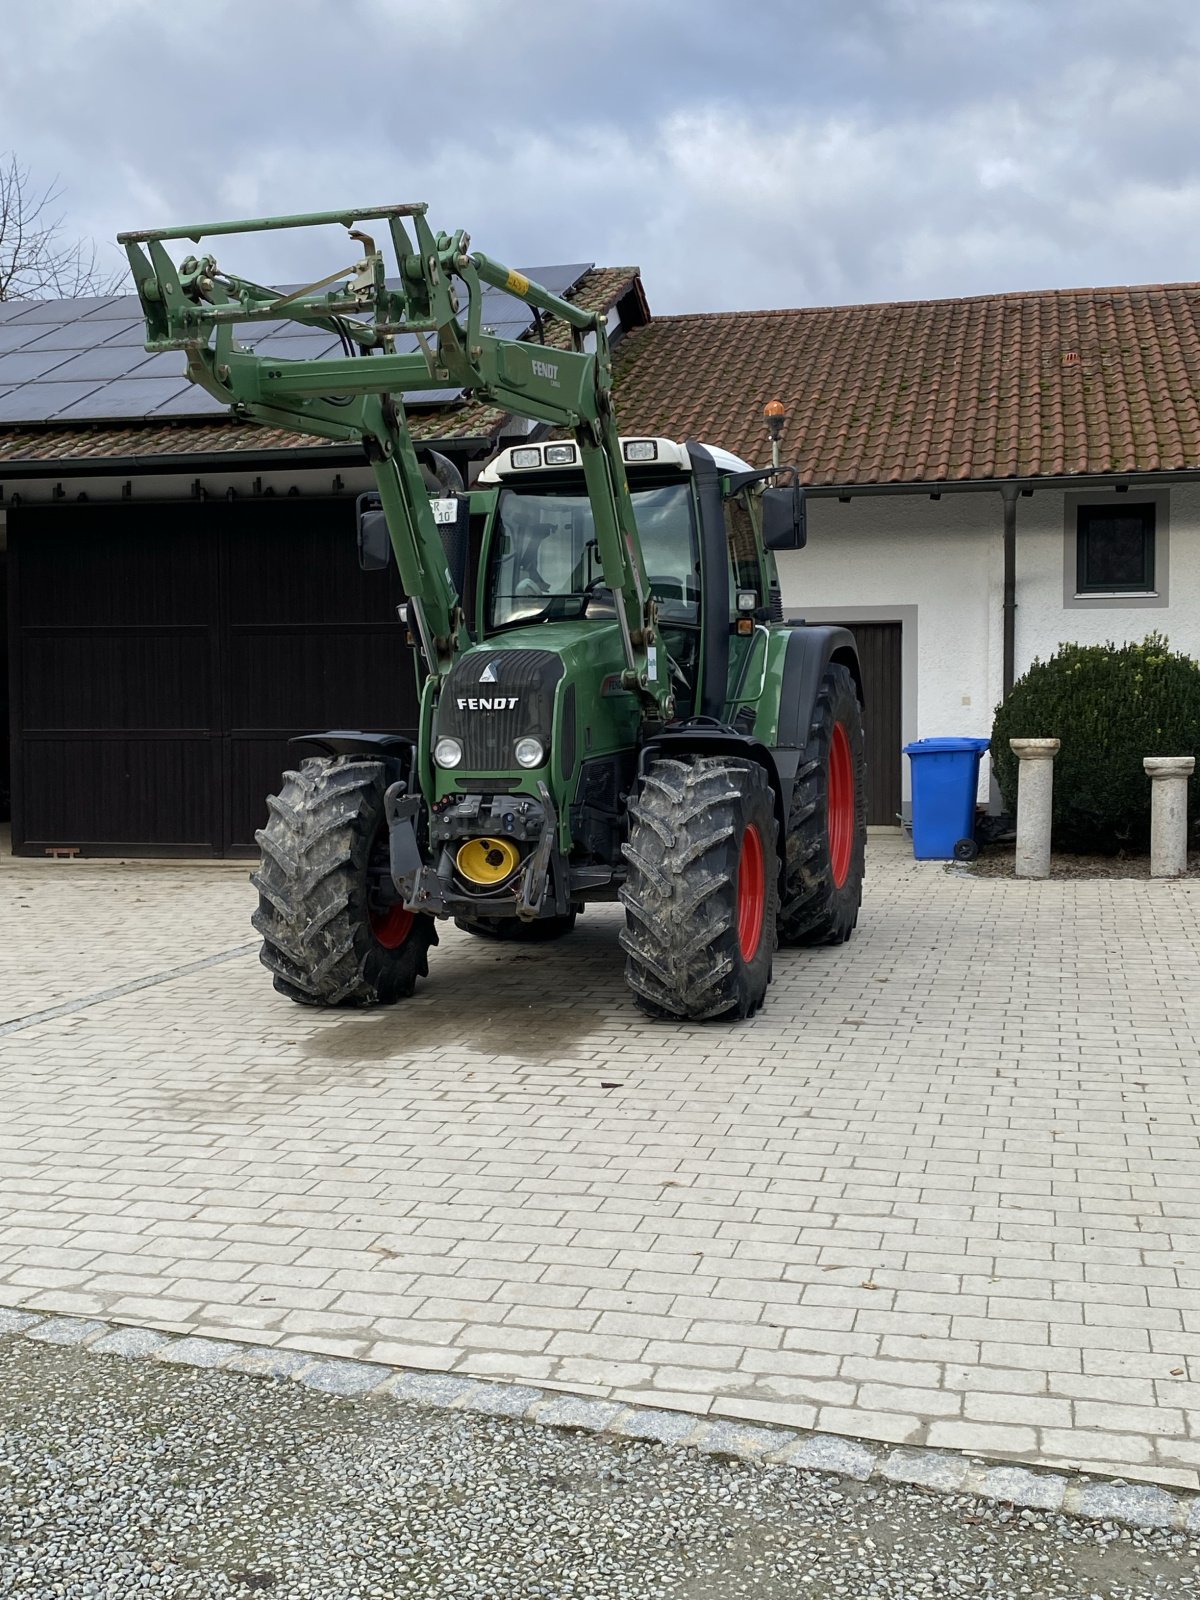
[778, 663, 867, 946]
[251, 757, 437, 1006]
[620, 756, 778, 1021]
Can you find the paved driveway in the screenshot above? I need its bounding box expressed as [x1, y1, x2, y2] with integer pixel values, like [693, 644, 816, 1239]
[2, 836, 1198, 1489]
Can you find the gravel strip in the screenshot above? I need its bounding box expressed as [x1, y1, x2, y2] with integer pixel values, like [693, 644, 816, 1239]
[1, 1338, 1198, 1599]
[967, 846, 1200, 878]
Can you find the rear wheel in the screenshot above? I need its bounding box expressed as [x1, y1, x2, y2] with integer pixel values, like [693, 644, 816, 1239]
[454, 913, 577, 942]
[620, 756, 777, 1020]
[778, 663, 867, 946]
[251, 757, 437, 1006]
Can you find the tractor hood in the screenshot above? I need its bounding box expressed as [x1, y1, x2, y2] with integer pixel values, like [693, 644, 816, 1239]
[430, 621, 635, 790]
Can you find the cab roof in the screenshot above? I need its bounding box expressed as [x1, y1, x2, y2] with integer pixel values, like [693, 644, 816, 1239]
[476, 437, 754, 483]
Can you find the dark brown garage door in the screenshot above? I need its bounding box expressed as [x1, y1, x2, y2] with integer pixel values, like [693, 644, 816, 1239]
[8, 498, 417, 856]
[830, 620, 903, 826]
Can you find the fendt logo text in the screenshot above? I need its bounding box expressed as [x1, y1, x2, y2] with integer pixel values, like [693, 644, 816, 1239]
[531, 359, 559, 383]
[456, 697, 521, 711]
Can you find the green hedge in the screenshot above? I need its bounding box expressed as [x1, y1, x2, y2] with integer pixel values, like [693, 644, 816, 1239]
[991, 634, 1200, 853]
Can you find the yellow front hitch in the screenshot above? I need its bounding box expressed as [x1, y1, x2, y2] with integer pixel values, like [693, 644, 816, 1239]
[455, 836, 522, 886]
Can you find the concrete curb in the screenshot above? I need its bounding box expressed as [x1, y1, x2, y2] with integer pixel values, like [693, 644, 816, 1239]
[3, 1308, 1197, 1537]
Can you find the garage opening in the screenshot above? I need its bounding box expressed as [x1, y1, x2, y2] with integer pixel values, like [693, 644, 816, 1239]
[829, 620, 903, 826]
[8, 497, 417, 856]
[0, 539, 9, 830]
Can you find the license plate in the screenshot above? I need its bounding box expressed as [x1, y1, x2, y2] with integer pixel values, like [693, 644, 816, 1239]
[431, 498, 458, 525]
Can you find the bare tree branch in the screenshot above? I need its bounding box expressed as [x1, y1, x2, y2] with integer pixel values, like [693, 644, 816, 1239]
[0, 153, 126, 301]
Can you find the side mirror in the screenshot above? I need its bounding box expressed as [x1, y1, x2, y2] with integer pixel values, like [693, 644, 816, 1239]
[761, 484, 807, 551]
[356, 493, 391, 571]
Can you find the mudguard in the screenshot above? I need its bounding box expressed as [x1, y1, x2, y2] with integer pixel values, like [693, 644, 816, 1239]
[638, 625, 863, 877]
[775, 625, 863, 791]
[289, 730, 416, 766]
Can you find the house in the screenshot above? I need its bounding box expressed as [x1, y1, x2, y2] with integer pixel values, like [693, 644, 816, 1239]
[3, 271, 1198, 851]
[609, 283, 1200, 823]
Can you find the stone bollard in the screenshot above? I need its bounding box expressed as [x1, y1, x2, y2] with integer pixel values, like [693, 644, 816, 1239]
[1009, 738, 1061, 879]
[1143, 757, 1195, 879]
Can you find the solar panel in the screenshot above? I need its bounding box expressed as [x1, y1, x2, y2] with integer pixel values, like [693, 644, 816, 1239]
[0, 350, 76, 382]
[44, 347, 167, 382]
[6, 295, 122, 324]
[95, 320, 160, 347]
[77, 297, 145, 321]
[0, 382, 106, 422]
[524, 265, 592, 296]
[0, 262, 597, 427]
[21, 320, 122, 351]
[0, 324, 39, 353]
[53, 377, 194, 421]
[245, 333, 344, 359]
[145, 386, 234, 419]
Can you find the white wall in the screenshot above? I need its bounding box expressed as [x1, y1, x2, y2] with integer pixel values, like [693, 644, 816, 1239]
[776, 492, 1005, 800]
[1013, 485, 1200, 666]
[777, 481, 1200, 807]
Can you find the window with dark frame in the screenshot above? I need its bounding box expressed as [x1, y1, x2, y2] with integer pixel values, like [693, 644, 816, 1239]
[1076, 503, 1156, 594]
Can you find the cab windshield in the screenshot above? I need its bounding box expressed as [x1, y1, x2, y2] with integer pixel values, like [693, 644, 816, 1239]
[488, 481, 699, 630]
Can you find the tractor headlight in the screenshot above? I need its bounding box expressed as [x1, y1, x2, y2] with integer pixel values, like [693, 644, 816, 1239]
[434, 736, 463, 769]
[514, 736, 546, 769]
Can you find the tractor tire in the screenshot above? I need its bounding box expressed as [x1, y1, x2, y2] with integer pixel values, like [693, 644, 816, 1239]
[777, 663, 867, 946]
[454, 913, 577, 942]
[251, 756, 437, 1007]
[620, 756, 777, 1021]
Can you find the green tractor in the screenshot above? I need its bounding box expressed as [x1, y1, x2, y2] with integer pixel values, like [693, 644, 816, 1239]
[121, 205, 866, 1020]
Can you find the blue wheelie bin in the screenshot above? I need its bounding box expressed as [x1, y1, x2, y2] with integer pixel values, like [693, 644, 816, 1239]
[902, 737, 992, 860]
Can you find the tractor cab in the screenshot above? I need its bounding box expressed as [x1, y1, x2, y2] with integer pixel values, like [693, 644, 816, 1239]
[473, 436, 785, 719]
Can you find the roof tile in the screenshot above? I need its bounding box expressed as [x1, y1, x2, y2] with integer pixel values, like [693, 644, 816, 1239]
[610, 282, 1200, 483]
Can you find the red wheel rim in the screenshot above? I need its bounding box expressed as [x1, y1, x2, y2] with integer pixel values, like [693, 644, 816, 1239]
[737, 824, 766, 961]
[828, 721, 854, 889]
[370, 903, 414, 949]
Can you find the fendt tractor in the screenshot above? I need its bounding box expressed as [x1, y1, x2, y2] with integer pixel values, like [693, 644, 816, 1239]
[120, 205, 867, 1020]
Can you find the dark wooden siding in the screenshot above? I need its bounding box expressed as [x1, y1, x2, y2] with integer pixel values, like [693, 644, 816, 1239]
[0, 549, 10, 822]
[8, 498, 418, 856]
[832, 620, 903, 827]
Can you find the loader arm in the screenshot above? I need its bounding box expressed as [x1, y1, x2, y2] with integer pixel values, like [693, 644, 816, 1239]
[118, 205, 670, 721]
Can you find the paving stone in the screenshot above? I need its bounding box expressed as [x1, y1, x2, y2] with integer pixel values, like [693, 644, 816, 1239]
[880, 1448, 972, 1492]
[611, 1408, 702, 1446]
[156, 1337, 246, 1369]
[697, 1421, 794, 1460]
[385, 1372, 478, 1408]
[224, 1346, 316, 1379]
[781, 1433, 878, 1480]
[25, 1317, 107, 1347]
[973, 1465, 1067, 1512]
[535, 1396, 627, 1433]
[0, 1310, 42, 1335]
[90, 1326, 172, 1358]
[297, 1359, 392, 1397]
[455, 1382, 545, 1419]
[1065, 1481, 1180, 1529]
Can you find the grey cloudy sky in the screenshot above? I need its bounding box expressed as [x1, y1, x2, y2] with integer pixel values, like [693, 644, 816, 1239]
[4, 0, 1200, 313]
